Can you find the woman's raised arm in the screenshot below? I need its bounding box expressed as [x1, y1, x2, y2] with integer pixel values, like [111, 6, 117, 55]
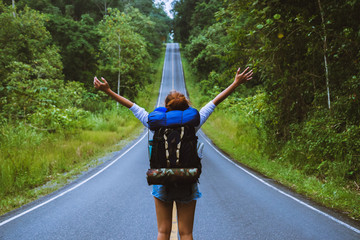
[212, 67, 253, 106]
[93, 76, 134, 109]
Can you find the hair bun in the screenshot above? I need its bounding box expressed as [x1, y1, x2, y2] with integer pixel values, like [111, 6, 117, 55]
[165, 91, 190, 111]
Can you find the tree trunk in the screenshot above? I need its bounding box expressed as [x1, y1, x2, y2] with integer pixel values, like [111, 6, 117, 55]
[117, 34, 121, 107]
[317, 0, 331, 110]
[12, 0, 16, 17]
[94, 0, 111, 16]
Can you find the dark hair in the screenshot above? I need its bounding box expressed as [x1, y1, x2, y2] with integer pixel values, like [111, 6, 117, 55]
[165, 91, 190, 111]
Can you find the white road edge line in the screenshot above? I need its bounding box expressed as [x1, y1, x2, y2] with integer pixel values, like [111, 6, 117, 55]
[199, 131, 360, 234]
[0, 131, 148, 227]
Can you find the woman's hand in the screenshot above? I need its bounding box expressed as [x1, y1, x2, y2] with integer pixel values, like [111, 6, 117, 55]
[94, 76, 110, 92]
[93, 76, 134, 108]
[212, 67, 253, 106]
[234, 67, 253, 86]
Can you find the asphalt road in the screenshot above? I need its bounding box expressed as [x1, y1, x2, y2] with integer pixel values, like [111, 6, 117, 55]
[0, 43, 359, 240]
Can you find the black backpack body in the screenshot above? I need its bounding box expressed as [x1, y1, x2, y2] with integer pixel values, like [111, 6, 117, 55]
[147, 107, 201, 186]
[150, 125, 201, 170]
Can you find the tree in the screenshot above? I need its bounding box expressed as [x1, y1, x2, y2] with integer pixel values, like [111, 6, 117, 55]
[45, 13, 100, 84]
[0, 5, 63, 83]
[0, 5, 94, 130]
[172, 0, 198, 44]
[0, 5, 61, 121]
[185, 23, 227, 82]
[98, 8, 151, 98]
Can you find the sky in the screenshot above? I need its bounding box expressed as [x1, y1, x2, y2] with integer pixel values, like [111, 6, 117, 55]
[154, 0, 174, 18]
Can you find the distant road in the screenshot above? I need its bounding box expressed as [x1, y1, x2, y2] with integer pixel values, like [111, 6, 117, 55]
[0, 43, 359, 239]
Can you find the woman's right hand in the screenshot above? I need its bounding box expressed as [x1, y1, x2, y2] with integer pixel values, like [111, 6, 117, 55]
[93, 76, 134, 108]
[233, 67, 253, 86]
[212, 66, 253, 106]
[94, 76, 110, 92]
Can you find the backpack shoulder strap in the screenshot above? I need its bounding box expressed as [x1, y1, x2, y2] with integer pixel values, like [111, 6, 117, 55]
[163, 126, 185, 167]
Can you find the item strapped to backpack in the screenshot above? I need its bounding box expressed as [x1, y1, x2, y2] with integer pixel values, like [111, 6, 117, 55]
[146, 107, 201, 186]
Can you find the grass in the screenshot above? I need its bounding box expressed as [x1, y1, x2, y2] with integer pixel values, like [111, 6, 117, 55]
[0, 46, 165, 216]
[0, 124, 141, 214]
[182, 56, 360, 221]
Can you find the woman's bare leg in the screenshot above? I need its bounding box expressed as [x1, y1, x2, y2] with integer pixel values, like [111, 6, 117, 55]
[154, 197, 173, 240]
[176, 200, 196, 240]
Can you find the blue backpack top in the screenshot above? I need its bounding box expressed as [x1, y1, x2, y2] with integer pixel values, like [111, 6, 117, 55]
[147, 107, 200, 130]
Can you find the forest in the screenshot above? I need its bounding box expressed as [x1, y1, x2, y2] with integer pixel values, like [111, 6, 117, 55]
[0, 0, 359, 219]
[0, 0, 170, 214]
[172, 0, 359, 218]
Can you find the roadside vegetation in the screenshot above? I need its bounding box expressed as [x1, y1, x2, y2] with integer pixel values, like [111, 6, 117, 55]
[175, 0, 360, 220]
[0, 53, 163, 215]
[0, 0, 168, 215]
[183, 56, 360, 221]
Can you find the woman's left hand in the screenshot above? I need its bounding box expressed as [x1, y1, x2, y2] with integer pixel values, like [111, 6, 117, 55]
[234, 67, 253, 86]
[94, 76, 110, 92]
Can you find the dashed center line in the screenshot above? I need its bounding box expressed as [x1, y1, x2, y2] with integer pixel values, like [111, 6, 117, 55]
[170, 202, 178, 239]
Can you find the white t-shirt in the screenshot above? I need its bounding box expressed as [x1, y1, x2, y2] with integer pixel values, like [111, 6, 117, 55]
[129, 101, 216, 131]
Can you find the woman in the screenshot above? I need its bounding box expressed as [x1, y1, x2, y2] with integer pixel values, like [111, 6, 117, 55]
[94, 67, 253, 240]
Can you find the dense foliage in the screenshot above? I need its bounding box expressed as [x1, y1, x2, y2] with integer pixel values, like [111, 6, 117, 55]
[173, 0, 360, 184]
[0, 0, 171, 127]
[0, 0, 170, 198]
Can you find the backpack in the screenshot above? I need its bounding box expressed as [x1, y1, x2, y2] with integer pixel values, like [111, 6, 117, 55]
[146, 107, 201, 186]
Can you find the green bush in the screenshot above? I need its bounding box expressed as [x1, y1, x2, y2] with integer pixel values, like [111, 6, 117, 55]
[280, 111, 360, 183]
